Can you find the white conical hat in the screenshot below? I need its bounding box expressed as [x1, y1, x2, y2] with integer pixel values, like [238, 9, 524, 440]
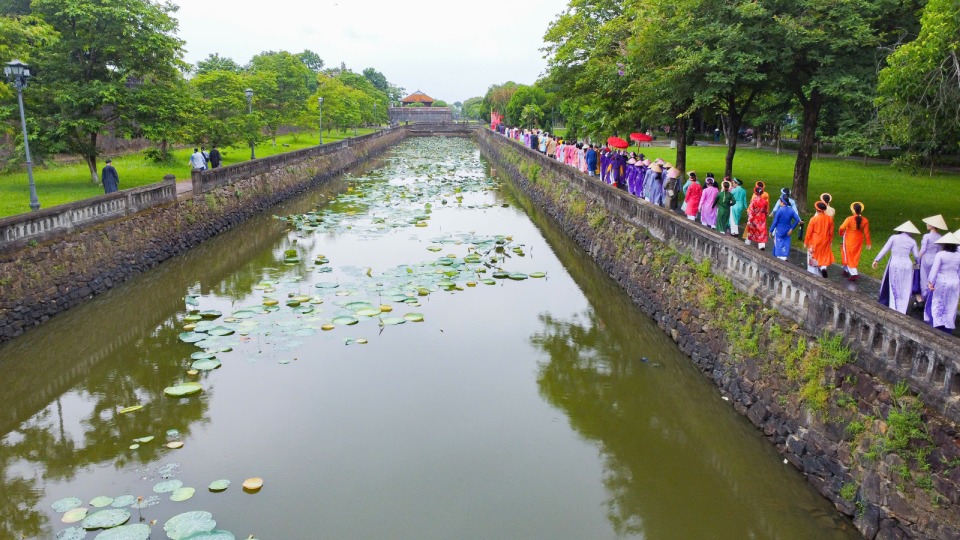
[922, 214, 948, 230]
[894, 221, 921, 234]
[935, 232, 960, 245]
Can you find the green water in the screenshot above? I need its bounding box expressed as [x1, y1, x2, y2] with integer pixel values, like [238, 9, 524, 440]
[0, 138, 857, 539]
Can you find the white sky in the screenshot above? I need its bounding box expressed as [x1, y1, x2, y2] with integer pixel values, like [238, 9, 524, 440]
[172, 0, 565, 104]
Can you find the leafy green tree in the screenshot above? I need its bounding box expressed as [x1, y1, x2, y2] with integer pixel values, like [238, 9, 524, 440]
[30, 0, 186, 183]
[877, 0, 960, 175]
[505, 85, 547, 127]
[0, 0, 30, 15]
[298, 49, 324, 72]
[195, 53, 241, 75]
[462, 96, 484, 120]
[185, 70, 250, 148]
[313, 74, 365, 133]
[0, 14, 57, 101]
[362, 67, 388, 94]
[133, 74, 194, 162]
[433, 99, 448, 108]
[520, 103, 544, 127]
[249, 50, 312, 145]
[482, 81, 519, 122]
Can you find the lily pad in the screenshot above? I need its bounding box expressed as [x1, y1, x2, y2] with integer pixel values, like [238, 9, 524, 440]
[111, 495, 137, 508]
[52, 497, 83, 513]
[191, 359, 221, 371]
[164, 511, 217, 540]
[190, 351, 216, 360]
[230, 310, 257, 319]
[332, 316, 359, 326]
[93, 523, 151, 540]
[167, 441, 184, 449]
[129, 444, 140, 450]
[208, 479, 231, 492]
[81, 508, 130, 530]
[403, 313, 424, 322]
[508, 273, 528, 280]
[90, 496, 114, 508]
[134, 436, 154, 444]
[242, 477, 264, 491]
[355, 307, 382, 317]
[170, 487, 195, 502]
[321, 324, 335, 331]
[178, 332, 205, 343]
[131, 495, 160, 509]
[199, 310, 222, 319]
[163, 382, 202, 398]
[62, 507, 88, 524]
[207, 326, 234, 337]
[182, 531, 236, 540]
[118, 405, 142, 415]
[57, 527, 87, 540]
[529, 272, 546, 278]
[315, 282, 339, 289]
[153, 479, 183, 493]
[381, 317, 406, 325]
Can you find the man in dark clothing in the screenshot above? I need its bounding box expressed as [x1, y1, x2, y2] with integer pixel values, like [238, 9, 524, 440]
[585, 145, 598, 176]
[209, 146, 222, 168]
[529, 131, 539, 152]
[101, 159, 120, 193]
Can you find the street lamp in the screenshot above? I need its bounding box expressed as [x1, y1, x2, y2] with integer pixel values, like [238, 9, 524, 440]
[244, 88, 255, 159]
[318, 96, 323, 145]
[373, 102, 378, 129]
[4, 60, 40, 211]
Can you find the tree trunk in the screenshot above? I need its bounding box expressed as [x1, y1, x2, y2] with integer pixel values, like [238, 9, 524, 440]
[85, 154, 100, 184]
[791, 90, 823, 213]
[675, 114, 688, 179]
[161, 139, 169, 160]
[722, 112, 741, 179]
[755, 126, 762, 149]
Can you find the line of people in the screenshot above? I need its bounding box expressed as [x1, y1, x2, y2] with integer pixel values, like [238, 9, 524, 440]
[491, 125, 959, 335]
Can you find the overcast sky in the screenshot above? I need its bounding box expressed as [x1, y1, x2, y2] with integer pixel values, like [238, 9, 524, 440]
[172, 0, 564, 104]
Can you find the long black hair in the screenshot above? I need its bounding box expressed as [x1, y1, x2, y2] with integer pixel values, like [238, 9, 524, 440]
[852, 203, 864, 230]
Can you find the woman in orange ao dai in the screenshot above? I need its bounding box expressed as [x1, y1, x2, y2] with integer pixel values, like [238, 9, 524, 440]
[838, 202, 872, 281]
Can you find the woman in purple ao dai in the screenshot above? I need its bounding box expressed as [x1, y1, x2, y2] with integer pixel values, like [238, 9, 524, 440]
[873, 221, 921, 314]
[917, 214, 948, 304]
[924, 232, 960, 333]
[699, 177, 720, 228]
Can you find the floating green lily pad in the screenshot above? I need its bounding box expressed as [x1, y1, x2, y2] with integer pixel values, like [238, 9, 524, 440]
[170, 487, 195, 502]
[53, 497, 83, 513]
[199, 310, 222, 319]
[208, 479, 231, 492]
[355, 308, 382, 317]
[529, 272, 546, 278]
[190, 351, 216, 360]
[134, 436, 154, 444]
[118, 405, 142, 414]
[183, 531, 236, 540]
[508, 273, 528, 280]
[62, 507, 88, 524]
[164, 511, 217, 540]
[230, 310, 257, 319]
[403, 313, 424, 322]
[93, 523, 151, 540]
[315, 282, 339, 289]
[111, 495, 136, 508]
[129, 444, 140, 450]
[482, 278, 496, 285]
[382, 317, 406, 325]
[81, 508, 130, 530]
[207, 326, 234, 337]
[332, 316, 359, 326]
[164, 382, 203, 398]
[191, 359, 221, 371]
[90, 496, 113, 508]
[178, 332, 205, 344]
[57, 526, 86, 540]
[153, 479, 183, 493]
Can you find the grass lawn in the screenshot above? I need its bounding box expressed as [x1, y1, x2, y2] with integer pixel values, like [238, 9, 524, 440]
[0, 128, 381, 218]
[631, 144, 960, 278]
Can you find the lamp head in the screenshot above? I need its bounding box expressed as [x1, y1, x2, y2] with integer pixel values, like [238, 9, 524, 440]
[318, 97, 323, 104]
[244, 88, 254, 99]
[4, 59, 30, 80]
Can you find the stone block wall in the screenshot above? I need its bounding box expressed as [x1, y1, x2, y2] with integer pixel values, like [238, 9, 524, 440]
[477, 129, 960, 540]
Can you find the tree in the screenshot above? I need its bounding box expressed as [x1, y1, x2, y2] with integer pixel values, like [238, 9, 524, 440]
[433, 99, 448, 108]
[185, 70, 249, 148]
[482, 81, 520, 122]
[877, 0, 960, 175]
[297, 49, 324, 72]
[249, 50, 312, 144]
[505, 85, 547, 127]
[362, 67, 388, 94]
[462, 97, 484, 120]
[195, 53, 241, 75]
[313, 74, 366, 133]
[133, 75, 194, 161]
[0, 14, 57, 101]
[31, 0, 186, 183]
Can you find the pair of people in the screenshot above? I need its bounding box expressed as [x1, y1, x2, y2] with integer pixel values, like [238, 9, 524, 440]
[190, 146, 222, 171]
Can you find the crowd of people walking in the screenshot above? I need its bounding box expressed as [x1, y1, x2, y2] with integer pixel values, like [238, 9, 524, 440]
[492, 125, 959, 334]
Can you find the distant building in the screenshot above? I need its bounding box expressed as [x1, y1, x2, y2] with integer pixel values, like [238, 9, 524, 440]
[390, 90, 452, 124]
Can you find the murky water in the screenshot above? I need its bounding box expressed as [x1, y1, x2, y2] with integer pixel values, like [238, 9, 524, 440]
[0, 138, 857, 539]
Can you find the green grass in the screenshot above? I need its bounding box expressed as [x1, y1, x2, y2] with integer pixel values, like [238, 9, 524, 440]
[635, 145, 960, 278]
[0, 128, 381, 217]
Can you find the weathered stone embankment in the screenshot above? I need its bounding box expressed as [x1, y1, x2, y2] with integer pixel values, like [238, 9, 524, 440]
[0, 128, 405, 341]
[477, 130, 960, 540]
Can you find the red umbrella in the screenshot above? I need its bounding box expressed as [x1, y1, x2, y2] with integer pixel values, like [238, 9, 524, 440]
[630, 132, 653, 142]
[607, 136, 629, 149]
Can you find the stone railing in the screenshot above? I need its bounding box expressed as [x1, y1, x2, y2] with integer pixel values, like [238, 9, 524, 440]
[0, 175, 176, 255]
[190, 128, 400, 196]
[477, 128, 960, 422]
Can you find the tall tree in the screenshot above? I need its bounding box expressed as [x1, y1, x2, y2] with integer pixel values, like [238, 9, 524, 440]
[877, 0, 960, 175]
[249, 50, 312, 145]
[505, 85, 548, 127]
[184, 70, 249, 148]
[195, 53, 241, 75]
[0, 14, 57, 101]
[297, 49, 324, 72]
[31, 0, 186, 183]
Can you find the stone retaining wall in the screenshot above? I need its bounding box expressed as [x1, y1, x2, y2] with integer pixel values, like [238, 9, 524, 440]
[0, 127, 406, 341]
[477, 129, 960, 540]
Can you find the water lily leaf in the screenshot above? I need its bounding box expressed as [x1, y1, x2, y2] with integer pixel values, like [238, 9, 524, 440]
[153, 479, 183, 493]
[187, 369, 199, 376]
[379, 304, 393, 312]
[332, 316, 359, 326]
[170, 487, 195, 502]
[118, 405, 142, 414]
[230, 310, 257, 319]
[164, 511, 216, 540]
[93, 523, 151, 540]
[242, 477, 264, 491]
[129, 444, 140, 450]
[315, 282, 339, 289]
[130, 495, 160, 509]
[183, 531, 236, 540]
[382, 317, 406, 325]
[185, 296, 199, 306]
[57, 526, 87, 540]
[62, 507, 88, 523]
[53, 497, 83, 513]
[178, 332, 205, 343]
[90, 496, 113, 508]
[81, 508, 130, 530]
[321, 324, 335, 331]
[208, 479, 231, 492]
[481, 279, 496, 285]
[508, 273, 528, 280]
[356, 338, 369, 344]
[191, 351, 216, 360]
[199, 310, 222, 319]
[529, 272, 546, 278]
[403, 313, 424, 322]
[356, 308, 381, 317]
[191, 359, 221, 371]
[492, 271, 509, 279]
[134, 436, 154, 443]
[262, 298, 279, 306]
[164, 383, 202, 398]
[111, 495, 136, 508]
[167, 441, 184, 449]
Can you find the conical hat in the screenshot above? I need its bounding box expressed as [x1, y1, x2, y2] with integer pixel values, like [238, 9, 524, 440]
[935, 232, 960, 245]
[894, 221, 921, 234]
[650, 163, 662, 173]
[922, 214, 948, 230]
[667, 167, 680, 179]
[664, 162, 674, 169]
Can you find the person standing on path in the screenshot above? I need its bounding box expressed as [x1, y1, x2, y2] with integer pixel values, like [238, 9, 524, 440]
[683, 174, 703, 221]
[924, 232, 960, 333]
[917, 214, 948, 304]
[838, 202, 871, 281]
[769, 195, 801, 261]
[804, 201, 835, 277]
[101, 159, 120, 194]
[190, 148, 207, 171]
[873, 221, 921, 314]
[699, 176, 720, 228]
[715, 180, 734, 235]
[729, 178, 748, 237]
[209, 146, 222, 169]
[745, 186, 770, 250]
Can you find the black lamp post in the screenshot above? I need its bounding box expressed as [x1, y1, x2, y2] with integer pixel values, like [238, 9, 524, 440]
[318, 96, 324, 144]
[373, 102, 378, 129]
[5, 60, 40, 211]
[244, 88, 255, 159]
